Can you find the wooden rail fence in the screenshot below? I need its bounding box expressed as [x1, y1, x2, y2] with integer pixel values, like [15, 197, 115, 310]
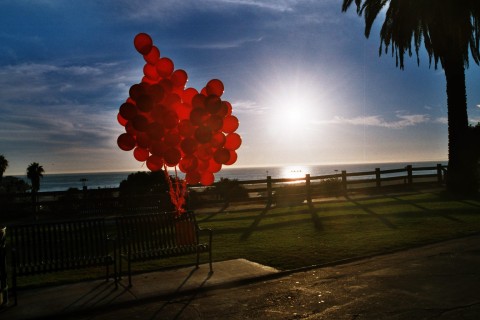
[2, 164, 447, 216]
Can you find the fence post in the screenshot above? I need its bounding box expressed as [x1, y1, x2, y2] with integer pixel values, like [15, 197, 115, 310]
[305, 174, 312, 204]
[436, 163, 443, 183]
[375, 168, 381, 189]
[341, 170, 347, 193]
[266, 176, 273, 206]
[407, 165, 413, 185]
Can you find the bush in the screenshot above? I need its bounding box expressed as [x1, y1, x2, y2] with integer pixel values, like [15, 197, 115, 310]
[211, 178, 249, 203]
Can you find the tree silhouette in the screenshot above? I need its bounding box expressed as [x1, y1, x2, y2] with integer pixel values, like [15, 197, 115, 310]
[342, 0, 480, 194]
[0, 155, 8, 182]
[27, 162, 44, 193]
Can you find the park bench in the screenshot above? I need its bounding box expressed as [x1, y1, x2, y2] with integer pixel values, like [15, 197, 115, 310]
[115, 211, 212, 287]
[9, 218, 116, 305]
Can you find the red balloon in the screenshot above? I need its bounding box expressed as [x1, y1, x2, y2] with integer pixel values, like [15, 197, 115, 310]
[146, 155, 164, 171]
[143, 63, 159, 80]
[216, 101, 229, 117]
[194, 126, 213, 144]
[164, 147, 181, 166]
[129, 83, 146, 101]
[197, 159, 209, 171]
[133, 147, 149, 162]
[171, 69, 188, 88]
[145, 83, 165, 102]
[147, 122, 165, 141]
[136, 94, 154, 112]
[132, 115, 149, 132]
[179, 155, 198, 173]
[222, 115, 239, 133]
[211, 132, 226, 148]
[207, 114, 224, 132]
[156, 57, 174, 78]
[164, 130, 181, 147]
[206, 79, 224, 97]
[135, 132, 151, 149]
[191, 94, 206, 109]
[119, 102, 137, 120]
[225, 150, 237, 165]
[185, 171, 201, 185]
[125, 121, 136, 136]
[224, 133, 242, 150]
[178, 119, 195, 137]
[213, 148, 231, 164]
[164, 92, 181, 106]
[205, 95, 222, 114]
[208, 158, 222, 173]
[223, 101, 233, 116]
[181, 88, 198, 105]
[141, 76, 156, 85]
[143, 45, 160, 65]
[158, 78, 173, 93]
[200, 171, 215, 186]
[190, 108, 208, 126]
[117, 133, 136, 151]
[174, 102, 191, 121]
[134, 33, 153, 55]
[180, 137, 198, 155]
[196, 144, 214, 161]
[117, 113, 128, 126]
[150, 141, 167, 156]
[162, 110, 179, 129]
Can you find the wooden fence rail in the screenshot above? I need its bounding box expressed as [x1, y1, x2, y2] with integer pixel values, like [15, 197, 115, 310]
[223, 164, 446, 205]
[2, 164, 447, 217]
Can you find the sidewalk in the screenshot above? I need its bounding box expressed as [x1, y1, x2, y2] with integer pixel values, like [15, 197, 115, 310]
[1, 234, 480, 319]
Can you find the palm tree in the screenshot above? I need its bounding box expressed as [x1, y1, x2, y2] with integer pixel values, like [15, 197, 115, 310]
[27, 162, 44, 193]
[342, 0, 480, 194]
[0, 155, 8, 182]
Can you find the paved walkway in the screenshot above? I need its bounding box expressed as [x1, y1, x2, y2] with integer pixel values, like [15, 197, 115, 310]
[1, 234, 480, 319]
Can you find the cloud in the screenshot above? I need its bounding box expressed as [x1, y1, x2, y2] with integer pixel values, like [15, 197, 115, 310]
[184, 37, 264, 50]
[321, 113, 431, 129]
[232, 100, 267, 115]
[215, 0, 295, 12]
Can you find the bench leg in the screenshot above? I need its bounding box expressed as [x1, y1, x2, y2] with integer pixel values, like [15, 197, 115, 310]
[12, 273, 17, 306]
[128, 259, 132, 287]
[209, 247, 213, 273]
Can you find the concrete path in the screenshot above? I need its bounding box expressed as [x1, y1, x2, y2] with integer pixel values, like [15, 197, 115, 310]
[1, 234, 480, 319]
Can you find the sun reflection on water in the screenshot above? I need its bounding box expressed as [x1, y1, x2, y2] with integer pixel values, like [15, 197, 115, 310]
[281, 165, 310, 179]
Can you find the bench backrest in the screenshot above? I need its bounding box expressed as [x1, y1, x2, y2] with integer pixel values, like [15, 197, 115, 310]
[10, 218, 110, 275]
[115, 211, 198, 254]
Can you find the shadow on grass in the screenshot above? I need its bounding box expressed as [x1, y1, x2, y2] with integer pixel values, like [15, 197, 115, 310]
[345, 195, 397, 229]
[240, 203, 272, 241]
[388, 195, 464, 223]
[307, 201, 323, 231]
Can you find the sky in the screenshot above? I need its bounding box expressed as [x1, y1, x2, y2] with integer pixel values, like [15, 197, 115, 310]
[1, 0, 480, 175]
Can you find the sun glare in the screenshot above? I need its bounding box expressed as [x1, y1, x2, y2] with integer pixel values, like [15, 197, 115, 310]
[269, 85, 319, 138]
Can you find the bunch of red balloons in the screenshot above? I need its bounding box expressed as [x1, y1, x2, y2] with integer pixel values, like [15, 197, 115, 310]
[117, 33, 241, 186]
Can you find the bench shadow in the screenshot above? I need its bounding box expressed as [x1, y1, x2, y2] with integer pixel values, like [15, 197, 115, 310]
[150, 270, 212, 320]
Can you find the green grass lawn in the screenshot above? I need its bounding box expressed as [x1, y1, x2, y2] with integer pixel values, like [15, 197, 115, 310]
[195, 188, 480, 270]
[8, 187, 480, 288]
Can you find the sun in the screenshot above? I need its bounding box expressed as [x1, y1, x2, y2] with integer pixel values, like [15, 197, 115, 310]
[269, 88, 318, 138]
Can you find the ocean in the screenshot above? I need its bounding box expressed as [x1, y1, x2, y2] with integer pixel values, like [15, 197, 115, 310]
[12, 161, 447, 192]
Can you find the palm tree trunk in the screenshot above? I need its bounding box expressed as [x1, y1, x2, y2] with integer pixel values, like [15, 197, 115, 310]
[444, 54, 477, 194]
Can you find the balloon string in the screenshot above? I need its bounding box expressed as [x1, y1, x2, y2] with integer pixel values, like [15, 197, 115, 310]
[163, 164, 186, 215]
